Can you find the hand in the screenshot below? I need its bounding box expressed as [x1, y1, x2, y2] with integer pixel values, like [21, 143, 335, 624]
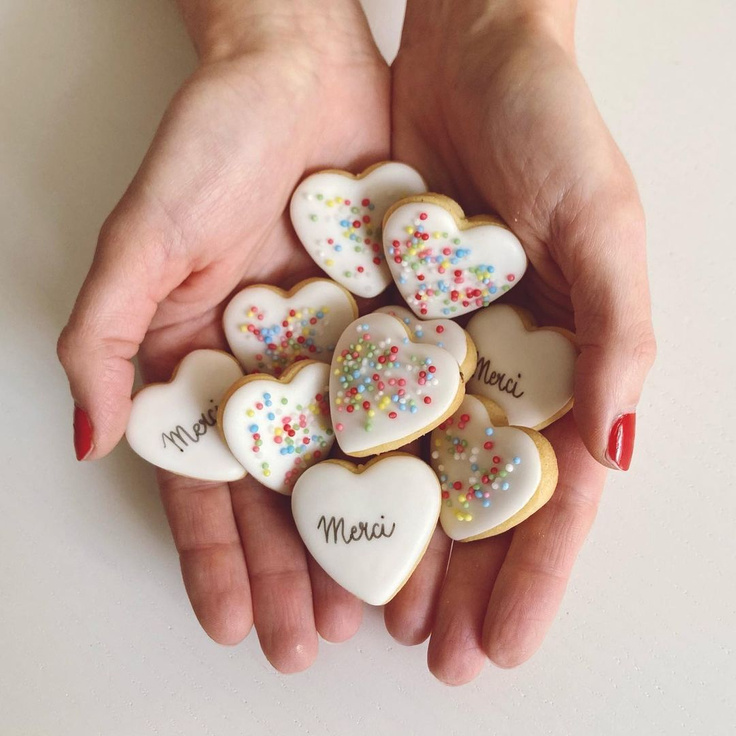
[384, 1, 656, 682]
[57, 0, 388, 672]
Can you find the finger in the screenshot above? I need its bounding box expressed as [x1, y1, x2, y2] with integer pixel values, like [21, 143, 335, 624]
[426, 534, 510, 686]
[58, 206, 190, 460]
[307, 554, 363, 643]
[384, 526, 451, 646]
[231, 478, 319, 673]
[559, 195, 656, 470]
[157, 469, 253, 645]
[482, 413, 606, 667]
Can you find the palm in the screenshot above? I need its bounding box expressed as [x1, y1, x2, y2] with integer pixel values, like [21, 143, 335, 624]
[130, 48, 389, 670]
[385, 33, 613, 681]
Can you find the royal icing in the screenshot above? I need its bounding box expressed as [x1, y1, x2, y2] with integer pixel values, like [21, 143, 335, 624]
[220, 361, 334, 494]
[223, 279, 357, 376]
[291, 454, 441, 605]
[374, 305, 471, 373]
[290, 162, 427, 298]
[125, 350, 246, 482]
[330, 312, 463, 457]
[383, 196, 527, 318]
[466, 305, 577, 429]
[430, 395, 552, 541]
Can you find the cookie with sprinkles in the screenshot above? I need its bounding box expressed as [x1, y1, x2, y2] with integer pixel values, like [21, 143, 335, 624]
[219, 361, 334, 494]
[375, 304, 477, 380]
[429, 394, 557, 541]
[290, 162, 427, 298]
[329, 312, 464, 457]
[292, 453, 441, 606]
[382, 194, 527, 318]
[223, 278, 358, 376]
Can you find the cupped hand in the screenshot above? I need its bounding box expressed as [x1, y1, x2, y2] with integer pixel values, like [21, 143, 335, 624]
[57, 2, 388, 672]
[384, 4, 656, 683]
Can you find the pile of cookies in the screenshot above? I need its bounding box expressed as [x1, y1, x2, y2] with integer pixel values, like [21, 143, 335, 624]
[126, 163, 577, 606]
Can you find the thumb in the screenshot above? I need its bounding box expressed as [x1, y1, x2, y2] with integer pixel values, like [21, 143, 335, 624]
[563, 200, 657, 470]
[58, 208, 189, 460]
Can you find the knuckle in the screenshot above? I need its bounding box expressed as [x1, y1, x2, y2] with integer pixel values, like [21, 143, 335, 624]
[56, 325, 76, 369]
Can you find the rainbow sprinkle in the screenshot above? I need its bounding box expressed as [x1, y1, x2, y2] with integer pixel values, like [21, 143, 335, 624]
[431, 413, 522, 522]
[239, 305, 335, 375]
[388, 212, 518, 316]
[332, 323, 440, 433]
[307, 193, 383, 281]
[245, 389, 333, 487]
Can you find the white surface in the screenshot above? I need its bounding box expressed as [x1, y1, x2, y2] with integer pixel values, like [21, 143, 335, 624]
[1, 0, 734, 734]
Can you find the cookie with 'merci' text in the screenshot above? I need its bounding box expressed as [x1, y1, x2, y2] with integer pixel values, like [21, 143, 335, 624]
[383, 194, 527, 318]
[223, 278, 358, 376]
[125, 350, 246, 482]
[219, 361, 334, 494]
[430, 394, 557, 541]
[329, 312, 464, 457]
[290, 162, 427, 298]
[466, 304, 577, 430]
[291, 453, 441, 606]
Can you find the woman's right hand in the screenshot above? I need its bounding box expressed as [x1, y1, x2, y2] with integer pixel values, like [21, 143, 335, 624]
[57, 0, 389, 672]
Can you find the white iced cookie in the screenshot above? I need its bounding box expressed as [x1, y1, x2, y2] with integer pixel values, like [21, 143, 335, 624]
[219, 361, 334, 494]
[383, 194, 527, 318]
[466, 304, 577, 429]
[290, 162, 427, 298]
[291, 453, 441, 605]
[125, 350, 246, 482]
[223, 278, 358, 376]
[330, 312, 464, 457]
[430, 395, 557, 541]
[375, 304, 477, 379]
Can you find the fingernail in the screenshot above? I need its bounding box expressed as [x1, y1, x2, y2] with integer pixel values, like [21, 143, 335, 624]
[606, 413, 636, 471]
[73, 405, 94, 461]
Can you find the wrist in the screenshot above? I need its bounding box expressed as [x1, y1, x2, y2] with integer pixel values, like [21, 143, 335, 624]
[177, 0, 378, 64]
[402, 0, 576, 56]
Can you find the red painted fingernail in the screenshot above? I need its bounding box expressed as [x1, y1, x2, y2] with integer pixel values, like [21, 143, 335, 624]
[73, 405, 94, 461]
[606, 413, 636, 471]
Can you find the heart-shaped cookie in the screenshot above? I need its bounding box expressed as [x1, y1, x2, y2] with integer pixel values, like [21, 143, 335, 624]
[291, 453, 441, 605]
[125, 350, 246, 482]
[290, 162, 427, 298]
[223, 278, 358, 376]
[375, 304, 477, 380]
[430, 394, 557, 541]
[383, 194, 527, 318]
[330, 312, 464, 457]
[466, 304, 577, 429]
[219, 361, 334, 494]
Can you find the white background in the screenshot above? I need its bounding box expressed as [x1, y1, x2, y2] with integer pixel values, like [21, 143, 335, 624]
[1, 1, 735, 734]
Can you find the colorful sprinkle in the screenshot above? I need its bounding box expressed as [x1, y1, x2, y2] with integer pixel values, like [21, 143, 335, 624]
[432, 412, 521, 521]
[387, 213, 519, 316]
[239, 304, 335, 375]
[332, 324, 442, 432]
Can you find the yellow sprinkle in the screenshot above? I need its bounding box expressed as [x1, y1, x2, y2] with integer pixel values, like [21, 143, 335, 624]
[326, 200, 334, 207]
[263, 470, 271, 478]
[246, 409, 255, 417]
[405, 226, 414, 234]
[325, 259, 334, 266]
[368, 410, 375, 417]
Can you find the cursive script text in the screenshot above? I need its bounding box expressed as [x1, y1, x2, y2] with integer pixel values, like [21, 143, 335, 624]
[318, 514, 396, 544]
[161, 400, 219, 452]
[474, 356, 525, 398]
